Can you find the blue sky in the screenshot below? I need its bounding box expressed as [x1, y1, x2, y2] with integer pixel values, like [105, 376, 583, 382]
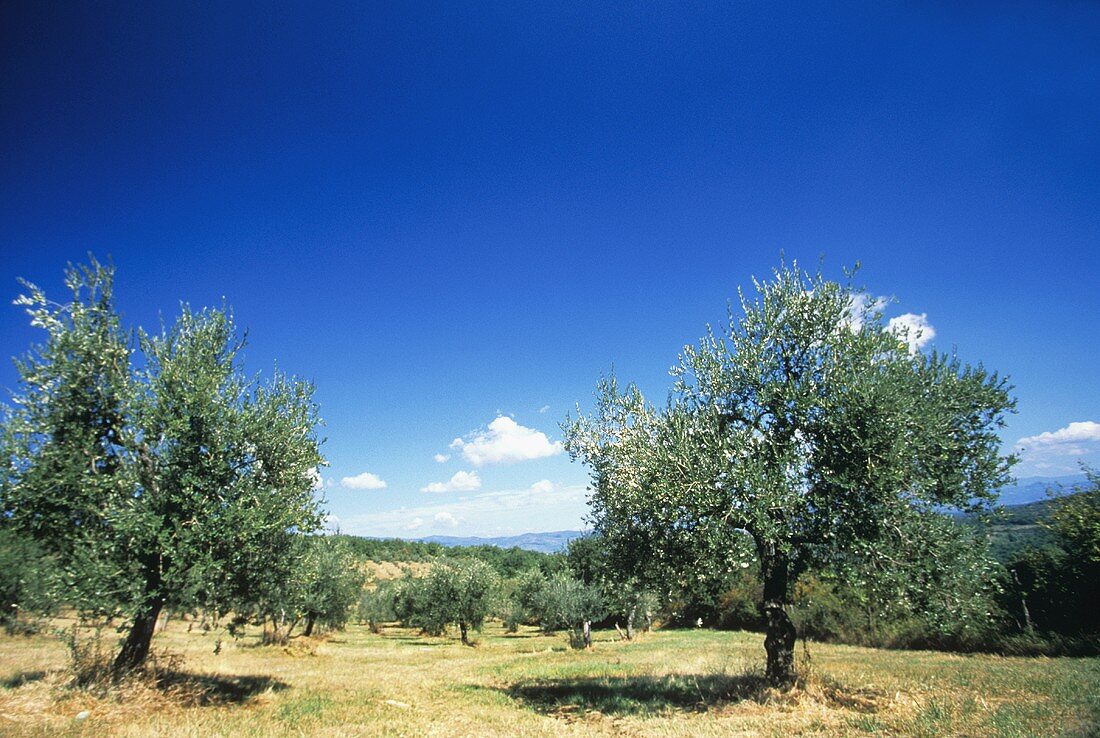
[2, 2, 1098, 537]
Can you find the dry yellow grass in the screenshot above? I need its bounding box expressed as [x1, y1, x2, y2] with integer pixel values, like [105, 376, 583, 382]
[363, 560, 430, 581]
[1, 616, 1096, 737]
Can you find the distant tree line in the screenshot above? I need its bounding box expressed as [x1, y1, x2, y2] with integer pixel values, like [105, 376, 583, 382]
[332, 535, 553, 577]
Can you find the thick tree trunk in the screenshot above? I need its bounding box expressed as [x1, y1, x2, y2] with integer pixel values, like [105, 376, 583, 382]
[303, 614, 316, 637]
[582, 619, 592, 648]
[113, 596, 164, 674]
[761, 554, 797, 689]
[459, 621, 471, 646]
[626, 604, 637, 640]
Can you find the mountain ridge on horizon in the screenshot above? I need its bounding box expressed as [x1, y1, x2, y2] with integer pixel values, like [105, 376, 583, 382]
[403, 474, 1090, 552]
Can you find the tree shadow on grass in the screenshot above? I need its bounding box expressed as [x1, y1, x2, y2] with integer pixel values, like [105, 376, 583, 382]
[1, 670, 47, 688]
[388, 636, 454, 647]
[153, 671, 289, 706]
[505, 672, 771, 717]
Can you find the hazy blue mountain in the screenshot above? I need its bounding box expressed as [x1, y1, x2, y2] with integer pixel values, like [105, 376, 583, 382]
[996, 474, 1089, 507]
[409, 477, 1089, 555]
[419, 530, 587, 554]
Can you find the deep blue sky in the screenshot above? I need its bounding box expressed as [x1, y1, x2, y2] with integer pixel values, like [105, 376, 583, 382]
[2, 2, 1098, 537]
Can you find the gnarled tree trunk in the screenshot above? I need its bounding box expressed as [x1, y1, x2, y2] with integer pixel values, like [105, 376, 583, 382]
[113, 596, 164, 674]
[761, 553, 796, 689]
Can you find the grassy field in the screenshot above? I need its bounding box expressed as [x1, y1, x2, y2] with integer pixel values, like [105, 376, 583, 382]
[1, 618, 1097, 737]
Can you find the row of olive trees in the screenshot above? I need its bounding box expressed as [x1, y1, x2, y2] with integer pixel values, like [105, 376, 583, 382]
[357, 557, 615, 649]
[0, 259, 329, 673]
[239, 535, 366, 644]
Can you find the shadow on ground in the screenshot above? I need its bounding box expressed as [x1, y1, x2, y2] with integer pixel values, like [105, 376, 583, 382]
[1, 671, 47, 688]
[388, 636, 454, 647]
[505, 672, 770, 716]
[154, 671, 289, 706]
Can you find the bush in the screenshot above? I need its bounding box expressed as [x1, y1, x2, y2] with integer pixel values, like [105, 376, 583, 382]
[0, 528, 59, 634]
[358, 581, 397, 633]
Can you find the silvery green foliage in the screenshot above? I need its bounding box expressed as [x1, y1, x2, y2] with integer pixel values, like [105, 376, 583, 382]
[396, 558, 499, 643]
[565, 262, 1015, 683]
[295, 537, 366, 635]
[1, 261, 133, 616]
[0, 259, 325, 669]
[531, 572, 604, 636]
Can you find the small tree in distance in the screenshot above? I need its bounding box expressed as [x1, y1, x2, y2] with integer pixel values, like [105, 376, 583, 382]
[395, 559, 499, 645]
[564, 262, 1016, 687]
[532, 573, 604, 649]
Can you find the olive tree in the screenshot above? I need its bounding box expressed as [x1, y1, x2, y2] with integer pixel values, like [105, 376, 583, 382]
[531, 572, 605, 648]
[566, 534, 654, 640]
[0, 260, 325, 673]
[564, 263, 1015, 687]
[395, 559, 499, 645]
[297, 537, 366, 637]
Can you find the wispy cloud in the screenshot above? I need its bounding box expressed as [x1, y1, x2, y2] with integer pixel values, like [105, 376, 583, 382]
[338, 480, 588, 538]
[449, 416, 563, 466]
[340, 471, 388, 490]
[434, 511, 460, 527]
[433, 453, 450, 463]
[421, 470, 481, 493]
[538, 405, 550, 414]
[1015, 421, 1100, 474]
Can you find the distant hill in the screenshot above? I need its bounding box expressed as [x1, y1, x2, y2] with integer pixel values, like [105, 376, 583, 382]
[419, 530, 586, 554]
[356, 476, 1088, 559]
[994, 474, 1088, 506]
[969, 480, 1095, 562]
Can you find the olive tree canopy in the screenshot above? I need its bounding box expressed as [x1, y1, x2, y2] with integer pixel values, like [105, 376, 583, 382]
[0, 259, 325, 672]
[564, 263, 1015, 687]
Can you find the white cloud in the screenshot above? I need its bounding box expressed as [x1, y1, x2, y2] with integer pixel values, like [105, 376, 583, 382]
[539, 405, 550, 414]
[844, 293, 889, 332]
[420, 470, 482, 493]
[844, 295, 936, 353]
[449, 416, 564, 466]
[1015, 421, 1100, 476]
[530, 479, 555, 494]
[337, 480, 589, 538]
[340, 471, 388, 490]
[433, 453, 450, 463]
[434, 511, 460, 527]
[888, 312, 936, 353]
[322, 514, 342, 534]
[308, 467, 326, 492]
[1017, 421, 1100, 453]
